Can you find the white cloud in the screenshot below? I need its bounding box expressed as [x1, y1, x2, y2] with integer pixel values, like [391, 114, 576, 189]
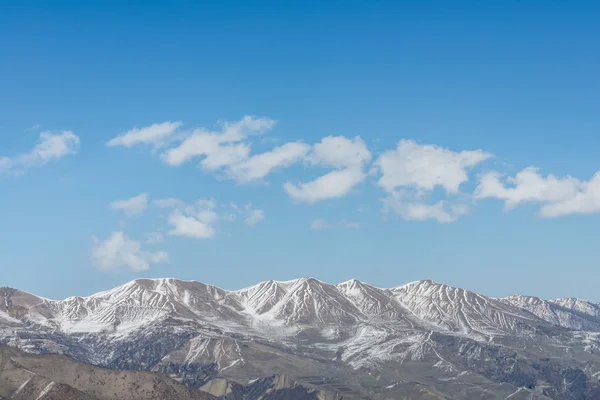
[475, 167, 580, 209]
[475, 167, 600, 217]
[229, 202, 265, 226]
[220, 115, 278, 141]
[373, 140, 489, 223]
[381, 192, 470, 224]
[374, 140, 491, 193]
[107, 121, 182, 148]
[284, 136, 371, 203]
[285, 167, 366, 203]
[91, 231, 168, 272]
[308, 135, 372, 168]
[163, 130, 250, 168]
[540, 172, 600, 217]
[161, 116, 275, 167]
[110, 193, 149, 216]
[310, 219, 361, 230]
[167, 212, 216, 239]
[157, 197, 221, 239]
[0, 131, 80, 175]
[26, 132, 80, 164]
[201, 143, 251, 170]
[108, 116, 312, 185]
[229, 141, 310, 182]
[244, 205, 265, 226]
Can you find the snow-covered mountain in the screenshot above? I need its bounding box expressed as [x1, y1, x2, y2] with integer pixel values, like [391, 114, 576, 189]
[502, 294, 600, 331]
[6, 277, 588, 336]
[2, 278, 600, 399]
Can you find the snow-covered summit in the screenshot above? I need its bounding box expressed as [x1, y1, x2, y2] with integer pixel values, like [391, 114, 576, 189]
[502, 294, 600, 331]
[3, 277, 600, 339]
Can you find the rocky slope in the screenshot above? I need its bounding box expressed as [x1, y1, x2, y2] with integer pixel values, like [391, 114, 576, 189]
[2, 278, 600, 399]
[0, 344, 215, 400]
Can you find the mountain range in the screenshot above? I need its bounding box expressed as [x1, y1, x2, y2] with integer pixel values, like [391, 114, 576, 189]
[2, 277, 600, 399]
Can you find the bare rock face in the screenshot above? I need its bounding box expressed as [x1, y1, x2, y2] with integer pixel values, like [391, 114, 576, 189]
[2, 278, 600, 399]
[0, 344, 216, 400]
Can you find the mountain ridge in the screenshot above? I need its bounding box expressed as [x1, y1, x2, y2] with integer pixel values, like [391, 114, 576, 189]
[3, 277, 600, 399]
[6, 276, 595, 305]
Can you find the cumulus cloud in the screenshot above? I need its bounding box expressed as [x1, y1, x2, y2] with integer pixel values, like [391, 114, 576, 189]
[167, 212, 216, 239]
[91, 231, 168, 272]
[475, 168, 580, 209]
[540, 172, 600, 217]
[112, 117, 376, 188]
[285, 136, 371, 203]
[374, 140, 491, 193]
[373, 140, 490, 223]
[107, 121, 182, 148]
[153, 116, 313, 183]
[310, 219, 361, 230]
[0, 131, 80, 175]
[475, 167, 600, 217]
[156, 197, 222, 239]
[308, 135, 372, 168]
[161, 116, 275, 167]
[110, 193, 149, 216]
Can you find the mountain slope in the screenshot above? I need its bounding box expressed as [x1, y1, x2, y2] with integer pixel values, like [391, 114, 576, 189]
[2, 278, 600, 399]
[502, 295, 600, 331]
[0, 344, 216, 400]
[392, 280, 542, 336]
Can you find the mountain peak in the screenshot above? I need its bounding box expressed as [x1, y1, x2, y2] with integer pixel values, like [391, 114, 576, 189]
[337, 278, 363, 287]
[282, 277, 326, 286]
[397, 279, 439, 289]
[4, 277, 600, 400]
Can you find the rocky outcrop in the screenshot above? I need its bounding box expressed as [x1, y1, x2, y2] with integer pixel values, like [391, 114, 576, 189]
[0, 345, 216, 400]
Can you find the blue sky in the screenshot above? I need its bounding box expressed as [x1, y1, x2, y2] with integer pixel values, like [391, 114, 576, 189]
[1, 1, 599, 301]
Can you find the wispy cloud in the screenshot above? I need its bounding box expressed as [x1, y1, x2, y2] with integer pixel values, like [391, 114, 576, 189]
[229, 202, 265, 226]
[229, 141, 310, 183]
[145, 231, 165, 244]
[381, 193, 470, 224]
[110, 193, 149, 216]
[25, 124, 41, 132]
[107, 121, 182, 148]
[0, 131, 80, 176]
[244, 204, 265, 226]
